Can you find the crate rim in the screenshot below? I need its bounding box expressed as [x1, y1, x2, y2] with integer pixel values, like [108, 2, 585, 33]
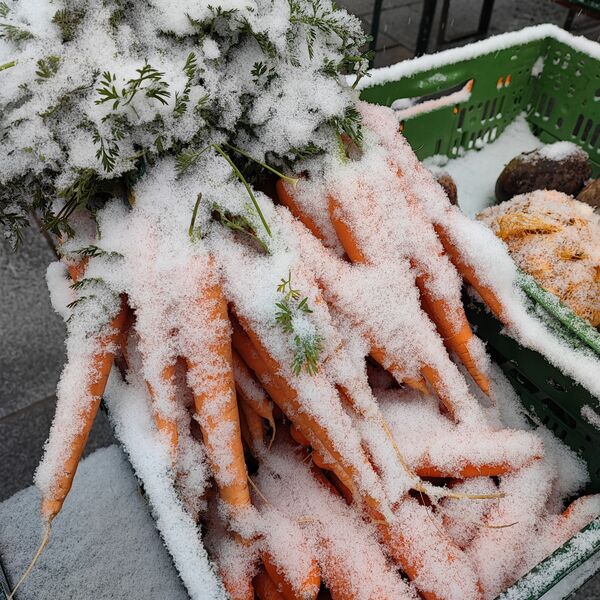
[353, 23, 600, 92]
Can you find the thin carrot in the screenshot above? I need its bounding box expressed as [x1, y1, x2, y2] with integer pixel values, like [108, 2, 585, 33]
[414, 269, 491, 395]
[233, 349, 276, 437]
[239, 398, 266, 452]
[254, 568, 286, 600]
[146, 363, 179, 456]
[186, 282, 251, 513]
[262, 551, 321, 600]
[433, 223, 506, 322]
[41, 298, 128, 522]
[415, 460, 515, 479]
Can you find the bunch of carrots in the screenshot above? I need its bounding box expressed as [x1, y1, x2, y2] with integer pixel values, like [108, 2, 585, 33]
[17, 102, 600, 600]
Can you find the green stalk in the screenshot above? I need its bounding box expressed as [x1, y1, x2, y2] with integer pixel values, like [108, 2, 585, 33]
[0, 60, 16, 72]
[212, 143, 271, 237]
[222, 142, 299, 186]
[518, 271, 600, 355]
[188, 192, 202, 240]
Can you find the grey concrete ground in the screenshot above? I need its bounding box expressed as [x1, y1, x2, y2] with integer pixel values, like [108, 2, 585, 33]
[1, 0, 600, 597]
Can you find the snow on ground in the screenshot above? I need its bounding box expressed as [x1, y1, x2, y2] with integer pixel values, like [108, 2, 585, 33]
[0, 446, 188, 600]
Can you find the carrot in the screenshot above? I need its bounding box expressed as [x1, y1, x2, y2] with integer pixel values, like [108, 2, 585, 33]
[262, 551, 321, 600]
[433, 223, 506, 322]
[375, 498, 483, 600]
[230, 315, 356, 488]
[369, 345, 428, 395]
[327, 194, 465, 418]
[146, 363, 179, 456]
[414, 269, 490, 395]
[41, 298, 128, 522]
[290, 423, 311, 447]
[254, 568, 287, 600]
[233, 349, 276, 438]
[239, 397, 266, 452]
[186, 282, 251, 514]
[276, 179, 327, 243]
[66, 257, 89, 283]
[327, 196, 367, 264]
[415, 460, 515, 479]
[230, 313, 388, 519]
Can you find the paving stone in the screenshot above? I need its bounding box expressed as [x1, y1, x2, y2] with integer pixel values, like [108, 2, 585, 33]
[0, 225, 66, 420]
[0, 395, 115, 501]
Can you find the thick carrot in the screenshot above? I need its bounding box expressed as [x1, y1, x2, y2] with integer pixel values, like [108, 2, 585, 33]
[186, 282, 251, 513]
[276, 180, 327, 242]
[433, 223, 506, 322]
[42, 299, 128, 522]
[146, 363, 179, 456]
[254, 569, 286, 600]
[262, 551, 321, 600]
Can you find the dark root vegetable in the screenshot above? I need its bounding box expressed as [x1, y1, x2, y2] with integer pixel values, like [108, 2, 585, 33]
[495, 144, 591, 203]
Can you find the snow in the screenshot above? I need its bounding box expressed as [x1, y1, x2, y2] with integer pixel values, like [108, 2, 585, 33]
[424, 114, 541, 217]
[0, 446, 189, 600]
[5, 3, 599, 598]
[582, 405, 600, 430]
[393, 81, 472, 121]
[531, 56, 545, 77]
[355, 24, 600, 91]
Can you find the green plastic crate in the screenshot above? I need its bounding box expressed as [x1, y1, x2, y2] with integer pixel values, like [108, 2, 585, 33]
[359, 25, 600, 600]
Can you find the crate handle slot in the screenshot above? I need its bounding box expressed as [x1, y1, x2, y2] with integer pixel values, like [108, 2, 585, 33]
[392, 79, 474, 121]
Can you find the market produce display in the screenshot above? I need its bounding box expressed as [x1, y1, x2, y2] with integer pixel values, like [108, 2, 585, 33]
[479, 191, 600, 327]
[2, 2, 600, 600]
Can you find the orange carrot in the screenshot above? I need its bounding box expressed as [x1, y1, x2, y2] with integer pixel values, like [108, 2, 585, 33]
[369, 345, 428, 395]
[414, 269, 490, 395]
[186, 282, 251, 513]
[433, 224, 505, 322]
[233, 349, 276, 435]
[276, 180, 327, 243]
[239, 397, 266, 452]
[254, 568, 287, 600]
[290, 423, 311, 448]
[146, 363, 179, 456]
[375, 499, 483, 600]
[262, 551, 321, 600]
[415, 460, 515, 479]
[42, 298, 128, 522]
[230, 315, 355, 487]
[66, 257, 89, 283]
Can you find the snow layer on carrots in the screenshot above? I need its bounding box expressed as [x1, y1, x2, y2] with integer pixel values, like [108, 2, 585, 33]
[103, 370, 227, 600]
[355, 24, 600, 91]
[0, 446, 190, 600]
[253, 441, 419, 600]
[424, 113, 541, 217]
[358, 104, 600, 400]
